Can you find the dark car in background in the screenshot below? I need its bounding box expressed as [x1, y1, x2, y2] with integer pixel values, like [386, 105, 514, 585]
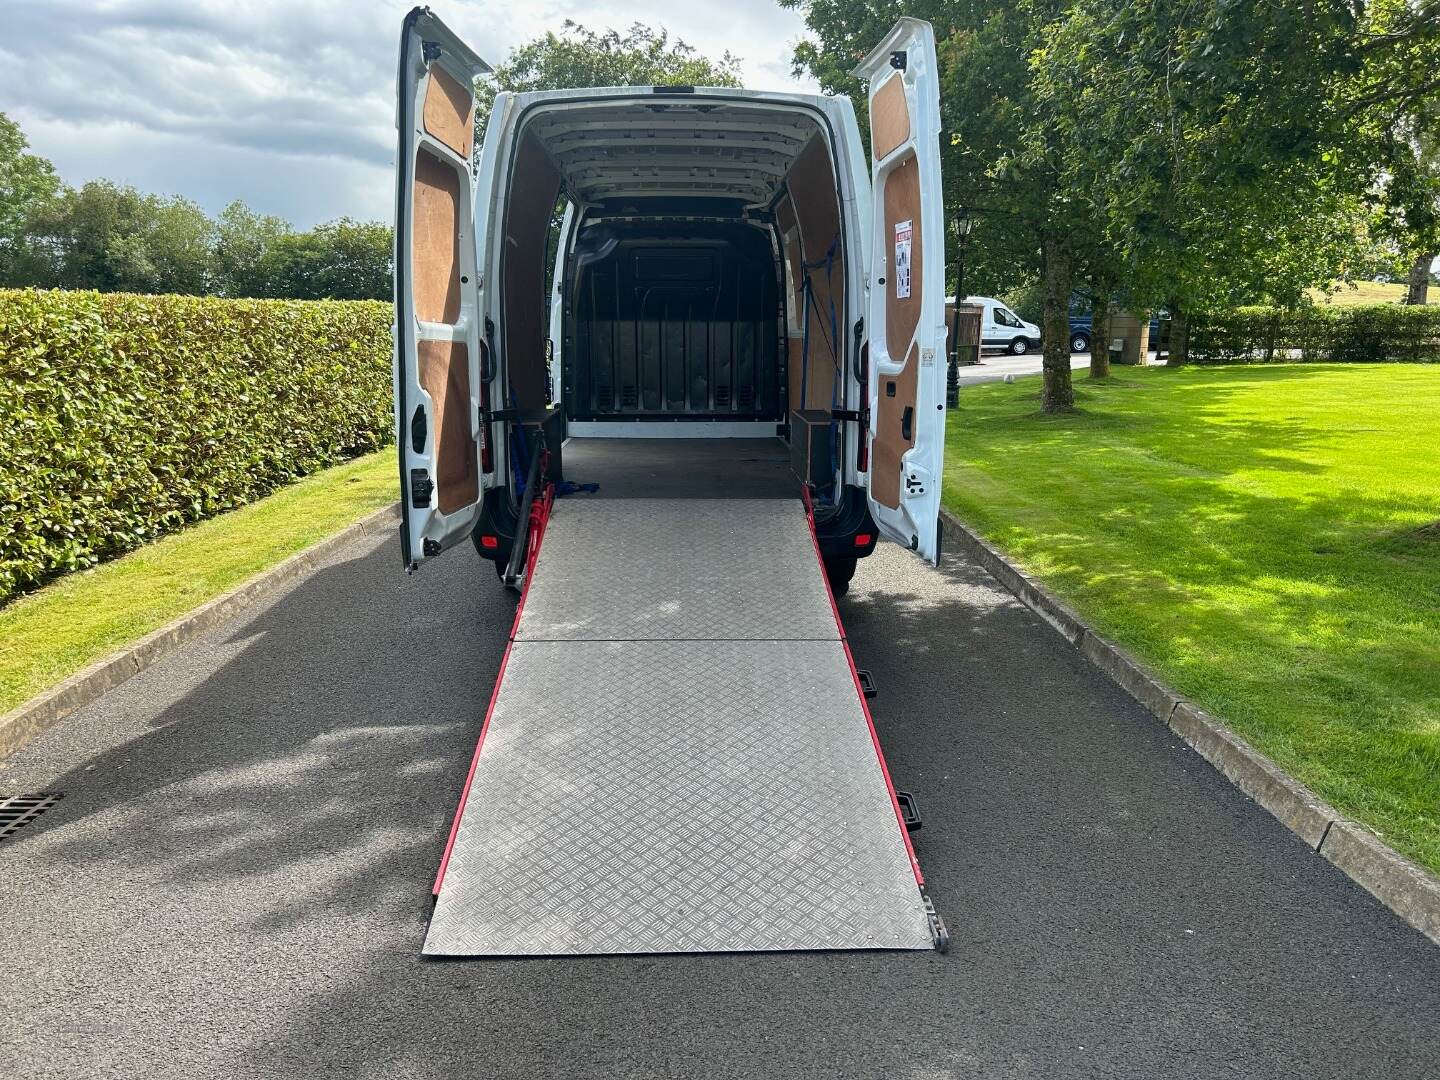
[1067, 309, 1163, 354]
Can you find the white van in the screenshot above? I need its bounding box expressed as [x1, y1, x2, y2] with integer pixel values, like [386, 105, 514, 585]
[394, 8, 955, 957]
[965, 295, 1042, 355]
[393, 7, 949, 585]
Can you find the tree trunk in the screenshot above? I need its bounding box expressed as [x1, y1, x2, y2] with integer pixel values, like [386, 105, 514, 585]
[1166, 300, 1190, 366]
[1405, 252, 1435, 305]
[1041, 237, 1075, 412]
[1089, 287, 1112, 379]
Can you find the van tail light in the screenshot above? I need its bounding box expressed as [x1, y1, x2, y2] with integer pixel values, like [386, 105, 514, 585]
[479, 534, 499, 550]
[854, 533, 872, 547]
[856, 341, 870, 473]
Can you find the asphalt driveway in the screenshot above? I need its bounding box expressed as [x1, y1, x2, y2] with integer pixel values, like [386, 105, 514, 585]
[2, 524, 1437, 1079]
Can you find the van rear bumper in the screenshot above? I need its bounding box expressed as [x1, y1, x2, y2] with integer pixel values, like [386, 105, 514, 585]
[813, 484, 879, 562]
[473, 482, 879, 570]
[471, 487, 521, 568]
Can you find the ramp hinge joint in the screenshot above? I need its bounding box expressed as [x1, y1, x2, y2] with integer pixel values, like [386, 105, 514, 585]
[922, 890, 949, 953]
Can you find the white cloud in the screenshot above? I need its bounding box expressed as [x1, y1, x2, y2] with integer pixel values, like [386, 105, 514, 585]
[0, 0, 820, 227]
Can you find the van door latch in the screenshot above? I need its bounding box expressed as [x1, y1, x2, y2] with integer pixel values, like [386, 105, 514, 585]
[904, 465, 934, 496]
[410, 469, 434, 508]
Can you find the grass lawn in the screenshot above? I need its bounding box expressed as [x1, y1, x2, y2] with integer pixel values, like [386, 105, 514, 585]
[944, 364, 1440, 874]
[1310, 280, 1439, 305]
[0, 451, 395, 717]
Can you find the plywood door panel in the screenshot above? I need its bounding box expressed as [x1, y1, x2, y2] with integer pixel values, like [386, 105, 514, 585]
[870, 343, 917, 510]
[412, 150, 462, 324]
[883, 152, 923, 362]
[423, 65, 475, 159]
[870, 73, 910, 161]
[418, 339, 479, 514]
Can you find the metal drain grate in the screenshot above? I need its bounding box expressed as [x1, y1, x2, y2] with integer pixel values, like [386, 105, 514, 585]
[0, 793, 62, 839]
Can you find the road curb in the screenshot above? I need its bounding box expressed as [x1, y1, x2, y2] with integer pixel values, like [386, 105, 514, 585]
[0, 502, 400, 762]
[940, 507, 1440, 947]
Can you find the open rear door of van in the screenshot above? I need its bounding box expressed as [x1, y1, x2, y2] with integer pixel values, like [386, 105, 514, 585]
[854, 19, 947, 564]
[394, 8, 491, 569]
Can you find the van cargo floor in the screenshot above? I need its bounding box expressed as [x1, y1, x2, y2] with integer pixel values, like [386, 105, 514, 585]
[423, 498, 936, 957]
[561, 437, 794, 499]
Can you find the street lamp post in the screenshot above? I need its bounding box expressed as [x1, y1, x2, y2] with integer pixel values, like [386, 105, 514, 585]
[947, 210, 975, 408]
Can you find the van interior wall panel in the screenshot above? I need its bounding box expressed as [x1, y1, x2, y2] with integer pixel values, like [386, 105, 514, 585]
[781, 138, 845, 414]
[418, 339, 479, 513]
[422, 65, 475, 159]
[775, 198, 798, 240]
[502, 131, 562, 411]
[412, 150, 462, 324]
[872, 152, 924, 511]
[570, 224, 780, 421]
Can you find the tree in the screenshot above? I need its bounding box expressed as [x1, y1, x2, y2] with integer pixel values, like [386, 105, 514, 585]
[255, 218, 392, 301]
[24, 180, 214, 294]
[475, 22, 743, 131]
[213, 200, 292, 299]
[789, 0, 1440, 396]
[0, 113, 391, 298]
[0, 112, 61, 285]
[784, 0, 1106, 411]
[1033, 0, 1433, 363]
[1374, 94, 1440, 305]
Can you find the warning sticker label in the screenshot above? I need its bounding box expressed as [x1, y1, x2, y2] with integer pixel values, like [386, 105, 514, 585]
[894, 220, 912, 300]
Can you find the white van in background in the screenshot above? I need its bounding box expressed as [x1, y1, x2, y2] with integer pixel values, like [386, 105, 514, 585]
[965, 295, 1041, 355]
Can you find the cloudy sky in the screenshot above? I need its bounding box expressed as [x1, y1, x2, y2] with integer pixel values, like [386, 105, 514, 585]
[1, 0, 821, 228]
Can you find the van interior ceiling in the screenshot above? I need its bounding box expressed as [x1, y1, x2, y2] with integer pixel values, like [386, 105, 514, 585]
[497, 98, 848, 500]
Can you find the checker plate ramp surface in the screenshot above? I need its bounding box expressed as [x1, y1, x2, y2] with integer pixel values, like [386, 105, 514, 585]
[517, 499, 839, 641]
[424, 498, 934, 957]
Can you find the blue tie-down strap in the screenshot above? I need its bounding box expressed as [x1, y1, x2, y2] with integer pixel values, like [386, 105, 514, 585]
[554, 480, 599, 497]
[510, 407, 531, 498]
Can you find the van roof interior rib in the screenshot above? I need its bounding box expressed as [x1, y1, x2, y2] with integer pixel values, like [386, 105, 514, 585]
[515, 97, 832, 209]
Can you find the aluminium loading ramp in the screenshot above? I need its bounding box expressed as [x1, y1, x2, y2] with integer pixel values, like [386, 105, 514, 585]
[424, 497, 943, 957]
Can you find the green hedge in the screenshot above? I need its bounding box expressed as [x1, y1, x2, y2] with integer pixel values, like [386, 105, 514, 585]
[1190, 303, 1440, 363]
[0, 289, 393, 603]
